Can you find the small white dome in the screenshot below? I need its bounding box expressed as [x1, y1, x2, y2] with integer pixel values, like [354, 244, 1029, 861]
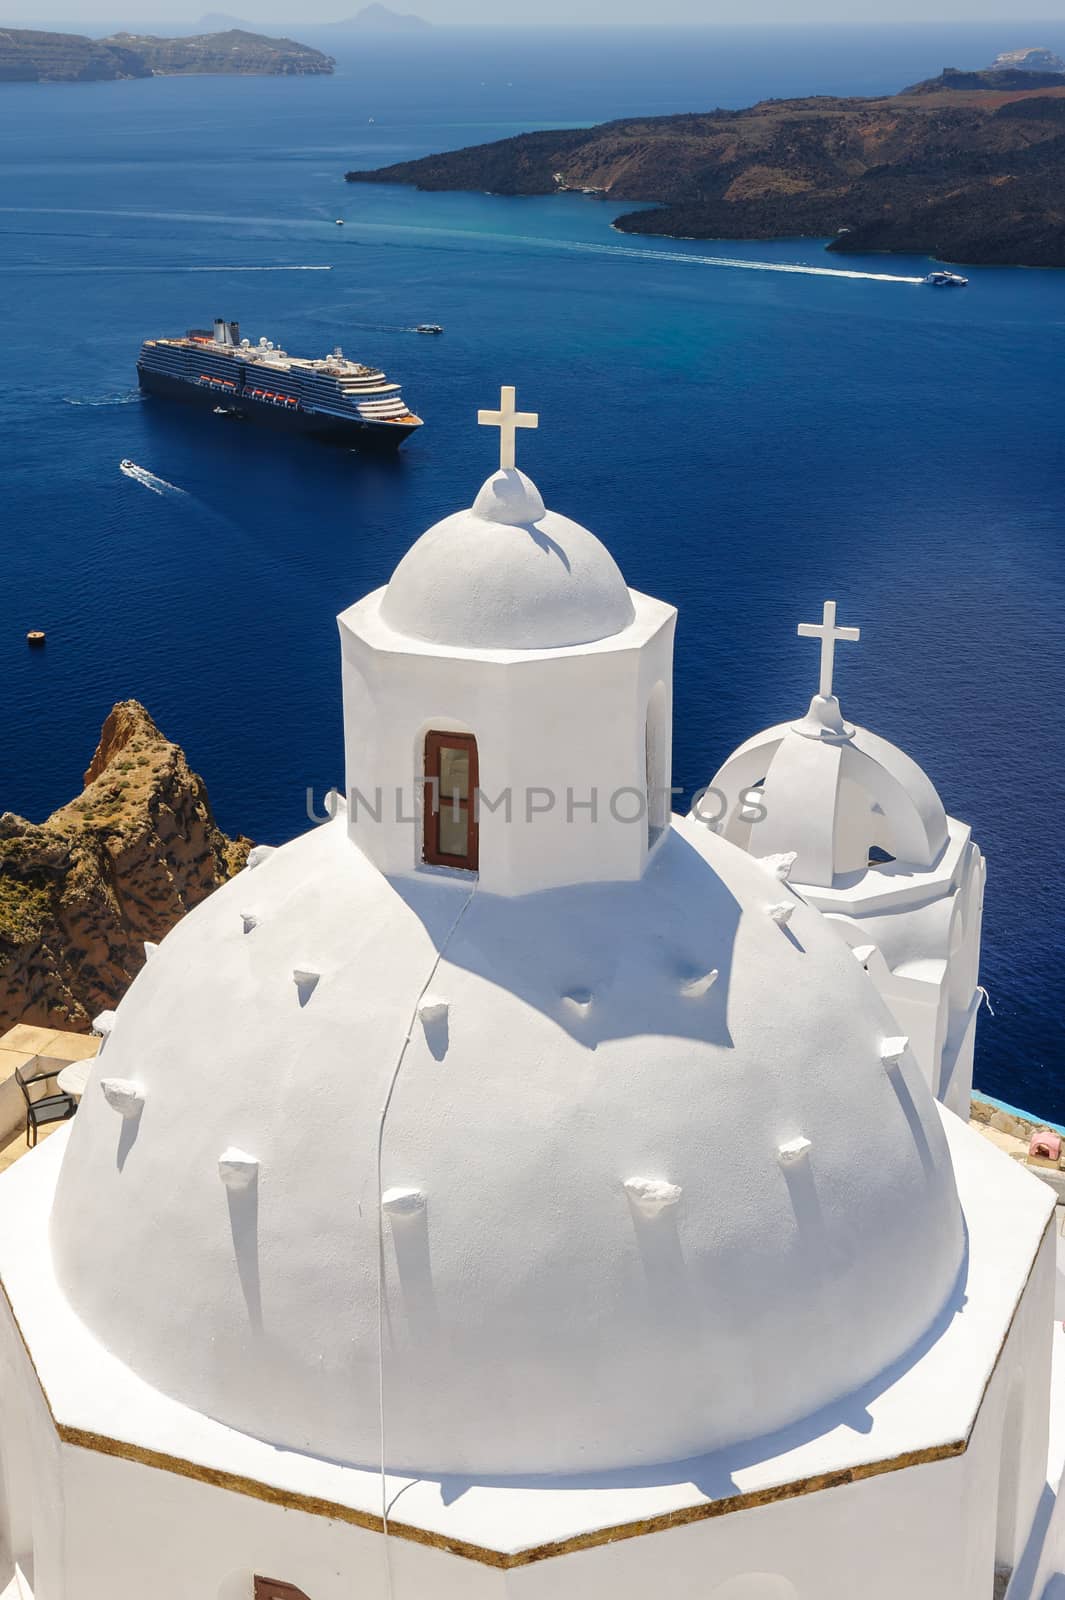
[49, 812, 964, 1479]
[709, 693, 950, 889]
[380, 468, 636, 650]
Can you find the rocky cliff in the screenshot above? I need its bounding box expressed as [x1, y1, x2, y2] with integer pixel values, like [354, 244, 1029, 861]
[346, 73, 1065, 268]
[0, 27, 149, 82]
[0, 702, 251, 1032]
[100, 28, 335, 76]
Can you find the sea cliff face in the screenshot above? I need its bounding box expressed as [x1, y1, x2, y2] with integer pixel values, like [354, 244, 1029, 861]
[0, 25, 333, 83]
[0, 27, 149, 82]
[101, 29, 335, 76]
[346, 72, 1065, 268]
[0, 701, 251, 1031]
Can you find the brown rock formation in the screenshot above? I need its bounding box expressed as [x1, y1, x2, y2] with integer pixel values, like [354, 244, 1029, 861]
[346, 72, 1065, 268]
[0, 702, 251, 1031]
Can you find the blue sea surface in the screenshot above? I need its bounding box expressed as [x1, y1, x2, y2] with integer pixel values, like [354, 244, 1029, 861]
[1, 25, 1063, 1114]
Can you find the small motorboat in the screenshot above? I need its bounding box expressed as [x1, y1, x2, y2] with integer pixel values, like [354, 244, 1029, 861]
[120, 458, 135, 471]
[925, 270, 968, 287]
[415, 323, 443, 335]
[335, 218, 344, 226]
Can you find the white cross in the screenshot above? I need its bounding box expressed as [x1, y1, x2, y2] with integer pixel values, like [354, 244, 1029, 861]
[797, 600, 860, 698]
[477, 385, 538, 471]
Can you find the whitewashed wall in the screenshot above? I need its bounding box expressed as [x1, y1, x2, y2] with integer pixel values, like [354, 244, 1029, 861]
[0, 1217, 1053, 1600]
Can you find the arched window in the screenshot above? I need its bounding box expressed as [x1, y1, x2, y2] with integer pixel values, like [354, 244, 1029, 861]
[423, 731, 479, 872]
[254, 1580, 312, 1600]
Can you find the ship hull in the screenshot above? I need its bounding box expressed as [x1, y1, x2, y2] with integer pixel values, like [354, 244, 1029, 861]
[137, 366, 419, 452]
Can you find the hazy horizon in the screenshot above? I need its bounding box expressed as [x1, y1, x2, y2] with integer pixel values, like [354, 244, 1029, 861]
[7, 5, 1065, 31]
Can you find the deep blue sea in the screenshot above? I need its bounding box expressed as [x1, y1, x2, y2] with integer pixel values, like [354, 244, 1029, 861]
[2, 23, 1064, 1115]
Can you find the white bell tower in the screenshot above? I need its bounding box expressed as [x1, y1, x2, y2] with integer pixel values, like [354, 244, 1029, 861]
[337, 386, 676, 896]
[705, 600, 986, 1117]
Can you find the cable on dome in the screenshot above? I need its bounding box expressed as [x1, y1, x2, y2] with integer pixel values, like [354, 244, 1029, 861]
[374, 879, 477, 1600]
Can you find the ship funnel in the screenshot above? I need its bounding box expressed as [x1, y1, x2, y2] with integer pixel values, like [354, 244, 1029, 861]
[213, 317, 226, 344]
[228, 321, 240, 345]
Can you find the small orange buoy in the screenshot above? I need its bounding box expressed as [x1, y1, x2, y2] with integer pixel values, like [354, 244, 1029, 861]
[26, 630, 46, 647]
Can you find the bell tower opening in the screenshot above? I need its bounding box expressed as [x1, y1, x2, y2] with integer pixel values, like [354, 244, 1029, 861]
[423, 730, 479, 872]
[645, 681, 669, 851]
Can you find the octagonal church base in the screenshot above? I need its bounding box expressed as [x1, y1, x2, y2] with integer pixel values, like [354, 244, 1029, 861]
[0, 1114, 1054, 1600]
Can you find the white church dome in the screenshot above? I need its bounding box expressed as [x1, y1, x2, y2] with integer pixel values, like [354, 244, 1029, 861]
[711, 690, 950, 889]
[381, 467, 636, 649]
[48, 809, 965, 1479]
[707, 602, 950, 890]
[47, 428, 964, 1482]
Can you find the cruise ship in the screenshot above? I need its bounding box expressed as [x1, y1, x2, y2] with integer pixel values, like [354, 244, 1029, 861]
[137, 319, 422, 450]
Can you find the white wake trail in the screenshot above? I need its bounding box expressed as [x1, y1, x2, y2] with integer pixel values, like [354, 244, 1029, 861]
[64, 391, 141, 407]
[601, 241, 925, 283]
[351, 220, 925, 285]
[0, 264, 332, 275]
[119, 461, 186, 496]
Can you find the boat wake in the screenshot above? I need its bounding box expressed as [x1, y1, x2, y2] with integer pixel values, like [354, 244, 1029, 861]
[599, 241, 926, 283]
[1, 264, 332, 276]
[64, 391, 141, 407]
[119, 460, 185, 496]
[353, 220, 926, 285]
[179, 265, 332, 272]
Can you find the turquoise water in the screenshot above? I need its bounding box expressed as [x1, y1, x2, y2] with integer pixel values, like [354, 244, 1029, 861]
[1, 26, 1064, 1113]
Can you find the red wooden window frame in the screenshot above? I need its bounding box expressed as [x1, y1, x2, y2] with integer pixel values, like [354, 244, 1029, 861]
[423, 730, 479, 872]
[254, 1580, 312, 1600]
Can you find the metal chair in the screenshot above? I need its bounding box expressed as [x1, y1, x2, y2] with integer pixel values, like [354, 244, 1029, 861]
[14, 1061, 78, 1148]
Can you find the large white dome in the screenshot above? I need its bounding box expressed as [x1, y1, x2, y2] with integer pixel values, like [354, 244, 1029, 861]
[380, 468, 636, 650]
[48, 809, 964, 1479]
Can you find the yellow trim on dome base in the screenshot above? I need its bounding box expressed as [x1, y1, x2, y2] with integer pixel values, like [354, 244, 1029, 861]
[53, 1423, 967, 1569]
[0, 1209, 1051, 1571]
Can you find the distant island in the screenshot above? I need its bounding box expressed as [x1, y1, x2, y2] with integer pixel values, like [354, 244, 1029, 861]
[346, 65, 1065, 269]
[0, 25, 334, 82]
[199, 5, 430, 30]
[990, 46, 1065, 73]
[343, 4, 430, 28]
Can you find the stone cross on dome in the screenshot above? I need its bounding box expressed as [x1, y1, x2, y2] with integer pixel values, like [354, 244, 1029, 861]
[478, 385, 539, 470]
[797, 600, 860, 698]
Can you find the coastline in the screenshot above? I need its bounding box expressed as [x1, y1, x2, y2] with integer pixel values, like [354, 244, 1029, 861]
[345, 77, 1065, 271]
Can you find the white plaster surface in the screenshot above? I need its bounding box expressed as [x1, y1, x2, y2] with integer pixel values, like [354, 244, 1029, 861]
[340, 572, 675, 896]
[1010, 1300, 1065, 1600]
[46, 807, 965, 1479]
[380, 469, 636, 651]
[97, 1079, 143, 1118]
[709, 695, 985, 1117]
[623, 1177, 682, 1214]
[217, 1149, 258, 1191]
[3, 492, 1050, 1599]
[713, 695, 950, 885]
[0, 1112, 1051, 1570]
